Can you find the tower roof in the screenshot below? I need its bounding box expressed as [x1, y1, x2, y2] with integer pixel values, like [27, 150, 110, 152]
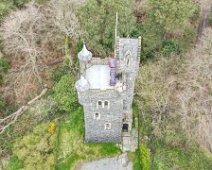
[85, 65, 113, 90]
[78, 44, 92, 63]
[75, 76, 90, 91]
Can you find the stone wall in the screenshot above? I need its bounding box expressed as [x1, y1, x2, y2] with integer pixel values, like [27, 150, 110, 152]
[76, 36, 141, 144]
[83, 90, 123, 143]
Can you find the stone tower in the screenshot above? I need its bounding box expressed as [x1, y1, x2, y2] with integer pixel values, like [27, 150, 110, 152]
[75, 36, 141, 146]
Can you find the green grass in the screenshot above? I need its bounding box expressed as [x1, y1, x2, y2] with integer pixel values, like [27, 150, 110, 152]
[129, 141, 212, 170]
[4, 106, 121, 170]
[5, 156, 22, 170]
[55, 107, 121, 170]
[132, 102, 139, 128]
[154, 144, 212, 170]
[128, 150, 142, 170]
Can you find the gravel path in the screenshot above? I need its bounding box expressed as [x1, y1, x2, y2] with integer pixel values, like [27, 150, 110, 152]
[78, 153, 133, 170]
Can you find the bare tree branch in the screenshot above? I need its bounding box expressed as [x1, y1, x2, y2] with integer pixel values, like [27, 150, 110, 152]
[0, 88, 48, 135]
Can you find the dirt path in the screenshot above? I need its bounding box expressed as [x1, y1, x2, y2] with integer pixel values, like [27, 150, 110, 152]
[197, 0, 212, 41]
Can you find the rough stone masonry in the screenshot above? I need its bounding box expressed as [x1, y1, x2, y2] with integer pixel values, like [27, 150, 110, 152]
[75, 36, 141, 149]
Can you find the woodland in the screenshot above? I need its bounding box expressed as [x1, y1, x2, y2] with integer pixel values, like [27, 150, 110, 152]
[0, 0, 212, 170]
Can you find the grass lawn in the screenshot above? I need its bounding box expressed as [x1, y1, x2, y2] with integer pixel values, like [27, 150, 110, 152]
[5, 107, 121, 170]
[55, 107, 121, 170]
[154, 144, 212, 170]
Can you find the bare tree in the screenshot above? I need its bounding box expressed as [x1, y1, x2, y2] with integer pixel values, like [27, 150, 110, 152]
[136, 29, 212, 152]
[46, 0, 84, 65]
[0, 1, 83, 102]
[177, 28, 212, 151]
[0, 4, 44, 102]
[48, 0, 83, 38]
[0, 88, 48, 135]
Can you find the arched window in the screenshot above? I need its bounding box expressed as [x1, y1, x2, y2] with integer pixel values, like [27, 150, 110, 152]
[124, 50, 132, 66]
[104, 123, 112, 130]
[97, 100, 102, 108]
[104, 101, 110, 108]
[126, 58, 130, 65]
[94, 113, 100, 120]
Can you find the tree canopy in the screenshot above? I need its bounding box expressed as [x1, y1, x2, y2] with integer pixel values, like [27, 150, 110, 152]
[79, 0, 136, 57]
[148, 0, 195, 32]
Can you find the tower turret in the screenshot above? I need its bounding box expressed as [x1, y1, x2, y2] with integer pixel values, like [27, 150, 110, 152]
[75, 75, 90, 92]
[78, 44, 93, 72]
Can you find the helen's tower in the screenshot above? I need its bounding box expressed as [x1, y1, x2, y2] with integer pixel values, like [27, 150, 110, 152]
[75, 35, 141, 149]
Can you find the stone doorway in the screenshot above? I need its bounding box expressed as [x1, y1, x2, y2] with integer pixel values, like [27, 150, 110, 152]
[122, 123, 129, 132]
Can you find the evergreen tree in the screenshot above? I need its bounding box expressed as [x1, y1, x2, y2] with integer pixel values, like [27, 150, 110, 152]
[139, 0, 196, 59]
[79, 0, 136, 57]
[148, 0, 195, 32]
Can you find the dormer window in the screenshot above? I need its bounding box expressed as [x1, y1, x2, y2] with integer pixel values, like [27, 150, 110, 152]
[94, 113, 100, 120]
[104, 123, 111, 130]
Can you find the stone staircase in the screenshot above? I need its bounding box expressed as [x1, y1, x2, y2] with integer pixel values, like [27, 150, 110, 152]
[122, 128, 138, 152]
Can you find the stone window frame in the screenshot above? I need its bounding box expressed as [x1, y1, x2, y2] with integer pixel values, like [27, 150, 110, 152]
[94, 112, 100, 120]
[117, 72, 123, 81]
[124, 50, 132, 66]
[104, 123, 112, 130]
[97, 100, 110, 109]
[123, 100, 127, 110]
[97, 100, 103, 108]
[104, 100, 110, 109]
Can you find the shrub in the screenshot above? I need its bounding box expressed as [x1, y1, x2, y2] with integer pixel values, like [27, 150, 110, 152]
[12, 0, 30, 8]
[0, 55, 9, 85]
[0, 1, 13, 20]
[140, 144, 151, 170]
[74, 39, 83, 67]
[161, 40, 182, 57]
[12, 123, 57, 170]
[13, 0, 49, 8]
[50, 65, 69, 83]
[53, 74, 78, 113]
[48, 122, 57, 134]
[0, 56, 9, 74]
[0, 97, 6, 110]
[141, 50, 156, 62]
[5, 156, 22, 170]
